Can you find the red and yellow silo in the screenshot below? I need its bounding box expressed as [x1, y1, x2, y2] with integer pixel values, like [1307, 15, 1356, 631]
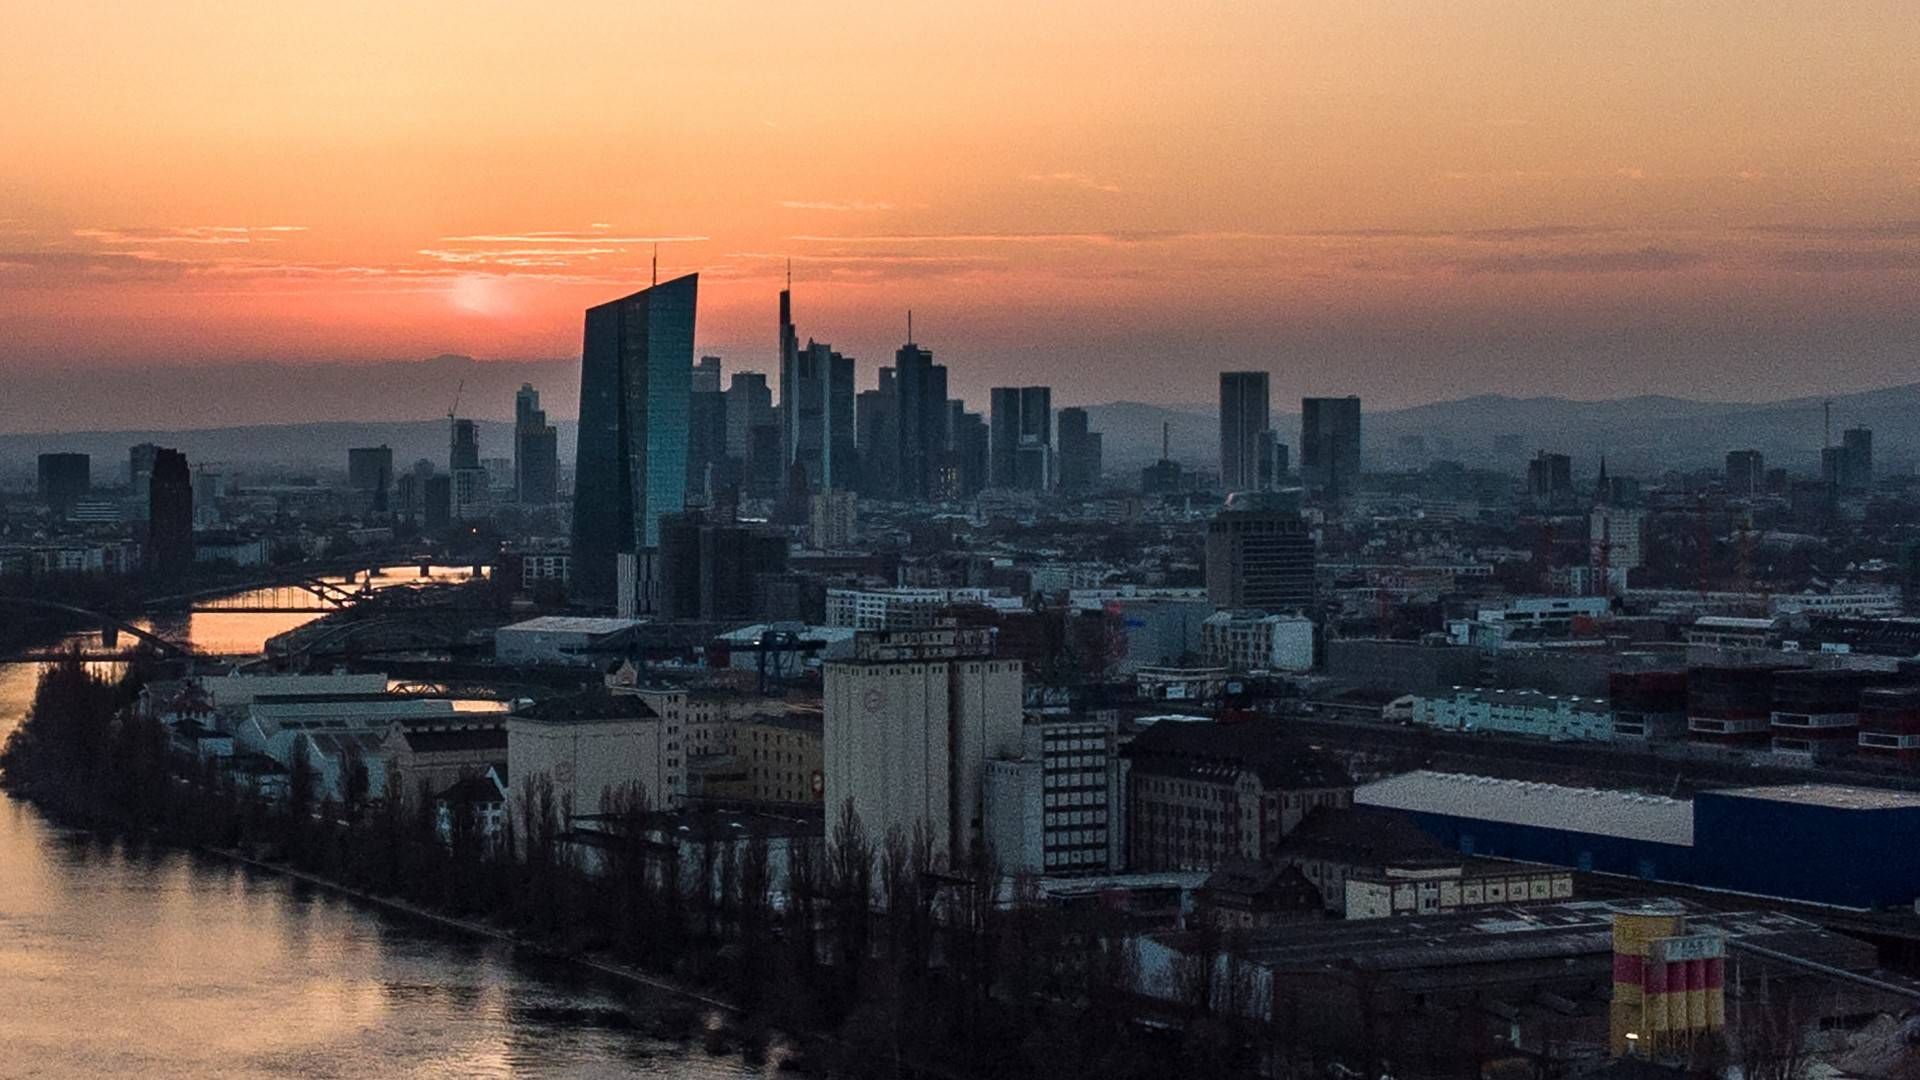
[1609, 903, 1726, 1058]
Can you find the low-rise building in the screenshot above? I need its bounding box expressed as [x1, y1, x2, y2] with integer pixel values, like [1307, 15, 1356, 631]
[1412, 686, 1614, 742]
[494, 616, 643, 666]
[982, 710, 1121, 876]
[507, 690, 683, 817]
[1200, 610, 1314, 672]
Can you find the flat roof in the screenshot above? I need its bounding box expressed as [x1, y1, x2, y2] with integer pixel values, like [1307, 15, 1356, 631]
[1358, 770, 1695, 847]
[499, 616, 644, 635]
[1708, 783, 1920, 812]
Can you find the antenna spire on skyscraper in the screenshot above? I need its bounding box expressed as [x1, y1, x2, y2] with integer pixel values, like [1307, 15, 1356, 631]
[907, 309, 913, 345]
[652, 243, 658, 286]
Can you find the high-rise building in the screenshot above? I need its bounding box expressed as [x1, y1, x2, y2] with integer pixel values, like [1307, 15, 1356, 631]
[36, 453, 90, 517]
[1219, 371, 1271, 493]
[147, 448, 194, 579]
[1725, 450, 1765, 496]
[777, 287, 854, 492]
[1300, 396, 1362, 500]
[856, 384, 899, 499]
[823, 627, 1025, 866]
[1257, 430, 1289, 490]
[423, 474, 453, 531]
[348, 445, 394, 514]
[893, 342, 948, 500]
[656, 511, 789, 622]
[1842, 427, 1874, 492]
[128, 442, 158, 495]
[1527, 451, 1574, 505]
[513, 384, 560, 506]
[809, 489, 857, 550]
[724, 371, 773, 460]
[1057, 406, 1103, 495]
[948, 404, 990, 498]
[687, 363, 729, 500]
[572, 274, 698, 610]
[692, 355, 723, 393]
[1204, 490, 1315, 612]
[447, 419, 490, 522]
[989, 386, 1052, 491]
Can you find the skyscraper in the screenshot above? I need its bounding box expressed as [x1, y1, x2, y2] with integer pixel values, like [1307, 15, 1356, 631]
[572, 274, 698, 610]
[1204, 490, 1315, 612]
[449, 419, 489, 522]
[687, 359, 729, 499]
[1257, 430, 1289, 491]
[1219, 371, 1270, 493]
[1725, 449, 1764, 496]
[989, 386, 1053, 491]
[36, 452, 90, 517]
[148, 448, 194, 579]
[1842, 427, 1874, 492]
[1057, 406, 1103, 495]
[893, 341, 948, 500]
[514, 384, 560, 506]
[724, 371, 773, 460]
[1300, 395, 1362, 500]
[348, 445, 394, 514]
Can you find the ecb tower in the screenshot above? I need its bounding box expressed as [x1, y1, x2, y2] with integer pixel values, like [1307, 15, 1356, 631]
[571, 274, 698, 613]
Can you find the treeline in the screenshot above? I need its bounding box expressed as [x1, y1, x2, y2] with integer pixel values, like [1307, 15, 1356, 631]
[1, 654, 1290, 1079]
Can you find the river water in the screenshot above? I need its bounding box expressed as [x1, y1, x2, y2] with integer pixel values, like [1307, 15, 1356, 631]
[0, 569, 757, 1079]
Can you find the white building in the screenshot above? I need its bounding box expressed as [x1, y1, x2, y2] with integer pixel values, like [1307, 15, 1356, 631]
[494, 616, 643, 666]
[823, 587, 1008, 631]
[1447, 595, 1610, 649]
[823, 628, 1025, 866]
[1344, 864, 1575, 920]
[507, 691, 684, 817]
[982, 711, 1121, 876]
[1411, 686, 1614, 742]
[1200, 610, 1314, 672]
[1588, 506, 1646, 573]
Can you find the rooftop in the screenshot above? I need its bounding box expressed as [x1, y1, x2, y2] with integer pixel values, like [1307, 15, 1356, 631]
[1708, 783, 1920, 812]
[498, 616, 644, 635]
[1357, 770, 1695, 847]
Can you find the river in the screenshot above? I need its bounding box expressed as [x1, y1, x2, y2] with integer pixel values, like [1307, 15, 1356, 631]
[0, 569, 761, 1079]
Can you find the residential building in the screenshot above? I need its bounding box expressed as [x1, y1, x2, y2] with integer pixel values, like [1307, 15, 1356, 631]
[808, 489, 857, 550]
[1411, 686, 1615, 742]
[572, 274, 697, 610]
[982, 710, 1121, 875]
[824, 586, 1002, 631]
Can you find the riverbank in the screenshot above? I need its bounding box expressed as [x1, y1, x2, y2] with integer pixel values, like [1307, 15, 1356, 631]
[205, 843, 744, 1017]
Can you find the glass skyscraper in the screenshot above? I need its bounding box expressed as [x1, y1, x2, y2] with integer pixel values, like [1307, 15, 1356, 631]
[571, 274, 697, 608]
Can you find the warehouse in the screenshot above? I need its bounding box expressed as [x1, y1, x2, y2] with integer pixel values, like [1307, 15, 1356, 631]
[494, 615, 644, 666]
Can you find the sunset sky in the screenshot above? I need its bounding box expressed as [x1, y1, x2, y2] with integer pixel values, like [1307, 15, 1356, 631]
[3, 1, 1918, 415]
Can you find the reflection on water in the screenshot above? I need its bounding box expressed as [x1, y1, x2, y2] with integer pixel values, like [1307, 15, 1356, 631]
[0, 572, 748, 1079]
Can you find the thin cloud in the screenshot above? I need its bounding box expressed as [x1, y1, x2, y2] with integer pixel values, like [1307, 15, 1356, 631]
[1771, 248, 1920, 272]
[1023, 171, 1124, 193]
[437, 232, 707, 245]
[1448, 246, 1703, 274]
[1744, 220, 1920, 239]
[74, 225, 308, 245]
[777, 199, 895, 212]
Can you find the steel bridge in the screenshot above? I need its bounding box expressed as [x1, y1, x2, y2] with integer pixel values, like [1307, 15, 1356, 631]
[188, 577, 375, 613]
[0, 596, 193, 659]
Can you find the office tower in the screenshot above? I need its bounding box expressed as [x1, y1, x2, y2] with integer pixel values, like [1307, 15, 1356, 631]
[656, 511, 789, 622]
[348, 445, 394, 514]
[725, 371, 774, 460]
[1821, 446, 1848, 488]
[128, 442, 158, 494]
[1527, 451, 1574, 505]
[514, 384, 560, 505]
[1725, 449, 1764, 496]
[949, 403, 990, 498]
[1219, 371, 1271, 492]
[893, 341, 948, 500]
[687, 365, 729, 499]
[1300, 395, 1362, 500]
[692, 355, 723, 393]
[1057, 406, 1103, 495]
[1204, 490, 1315, 612]
[572, 273, 697, 610]
[785, 339, 850, 492]
[36, 453, 90, 517]
[447, 419, 489, 522]
[1842, 427, 1874, 492]
[450, 418, 480, 471]
[823, 627, 1025, 867]
[989, 386, 1053, 491]
[147, 448, 194, 579]
[856, 386, 898, 499]
[746, 423, 784, 500]
[423, 474, 453, 531]
[1257, 430, 1289, 490]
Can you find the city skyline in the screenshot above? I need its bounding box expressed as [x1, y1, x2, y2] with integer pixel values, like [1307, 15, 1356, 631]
[4, 3, 1920, 413]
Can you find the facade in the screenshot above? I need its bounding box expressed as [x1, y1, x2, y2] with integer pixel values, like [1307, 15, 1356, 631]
[1412, 686, 1615, 742]
[382, 723, 509, 807]
[493, 616, 642, 666]
[982, 710, 1120, 875]
[1067, 590, 1211, 674]
[891, 341, 947, 500]
[1686, 665, 1781, 743]
[1526, 452, 1573, 505]
[1204, 492, 1315, 613]
[147, 447, 194, 579]
[347, 445, 394, 512]
[1725, 449, 1764, 496]
[655, 512, 789, 622]
[989, 385, 1053, 491]
[1344, 864, 1574, 920]
[1588, 505, 1646, 575]
[822, 628, 1025, 866]
[507, 691, 683, 816]
[724, 371, 773, 462]
[1200, 610, 1314, 672]
[36, 452, 90, 516]
[572, 274, 697, 609]
[808, 489, 857, 550]
[1125, 719, 1354, 872]
[1840, 427, 1874, 492]
[1218, 371, 1270, 493]
[1300, 395, 1361, 500]
[737, 714, 825, 806]
[824, 586, 997, 631]
[1769, 668, 1890, 760]
[1858, 687, 1920, 765]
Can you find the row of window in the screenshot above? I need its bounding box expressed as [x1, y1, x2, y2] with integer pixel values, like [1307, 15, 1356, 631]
[1044, 809, 1108, 828]
[1043, 790, 1101, 808]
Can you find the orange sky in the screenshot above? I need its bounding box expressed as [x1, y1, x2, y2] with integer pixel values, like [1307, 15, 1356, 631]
[3, 1, 1918, 410]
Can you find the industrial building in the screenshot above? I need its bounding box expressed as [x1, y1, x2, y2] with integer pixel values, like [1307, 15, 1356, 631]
[493, 615, 644, 667]
[1360, 770, 1920, 909]
[1410, 686, 1614, 742]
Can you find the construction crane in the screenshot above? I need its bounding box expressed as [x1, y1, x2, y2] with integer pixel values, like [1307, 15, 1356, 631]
[447, 378, 465, 425]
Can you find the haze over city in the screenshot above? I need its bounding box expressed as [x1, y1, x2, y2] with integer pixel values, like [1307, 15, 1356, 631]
[5, 1, 1920, 417]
